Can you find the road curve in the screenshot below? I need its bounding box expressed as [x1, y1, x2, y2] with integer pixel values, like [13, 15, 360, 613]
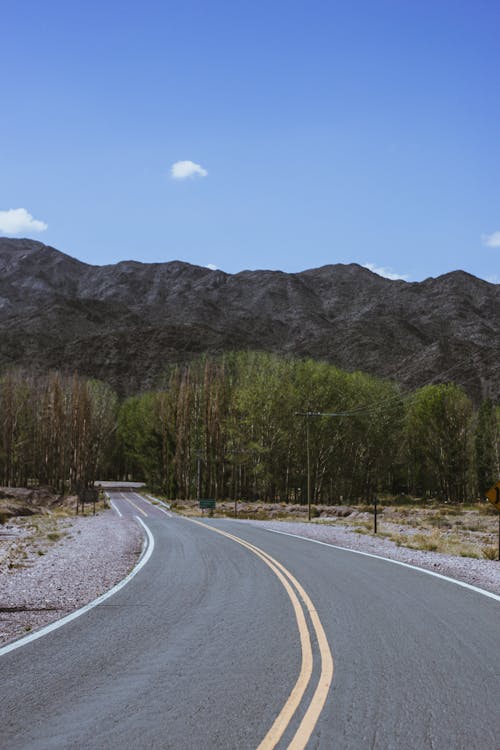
[1, 492, 498, 749]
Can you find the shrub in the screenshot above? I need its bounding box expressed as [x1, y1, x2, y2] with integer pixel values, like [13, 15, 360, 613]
[482, 545, 498, 560]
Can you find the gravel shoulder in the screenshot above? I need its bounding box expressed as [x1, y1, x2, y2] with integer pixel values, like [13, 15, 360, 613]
[0, 510, 143, 647]
[244, 519, 500, 596]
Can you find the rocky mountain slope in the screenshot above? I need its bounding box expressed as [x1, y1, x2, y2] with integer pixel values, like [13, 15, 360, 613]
[0, 238, 498, 400]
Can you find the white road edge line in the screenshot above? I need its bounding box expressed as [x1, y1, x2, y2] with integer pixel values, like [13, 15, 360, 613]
[155, 506, 172, 517]
[265, 528, 500, 602]
[139, 493, 172, 517]
[146, 494, 171, 510]
[105, 491, 123, 518]
[0, 516, 154, 658]
[110, 499, 123, 518]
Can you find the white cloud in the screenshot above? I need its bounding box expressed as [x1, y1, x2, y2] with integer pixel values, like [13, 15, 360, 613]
[481, 231, 500, 248]
[206, 263, 217, 270]
[0, 208, 48, 235]
[363, 262, 410, 281]
[170, 160, 208, 180]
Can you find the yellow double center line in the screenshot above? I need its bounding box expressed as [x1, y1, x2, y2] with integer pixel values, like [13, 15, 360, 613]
[120, 492, 148, 517]
[188, 519, 334, 750]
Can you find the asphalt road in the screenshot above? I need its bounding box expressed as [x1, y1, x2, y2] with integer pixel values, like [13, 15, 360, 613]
[1, 492, 499, 749]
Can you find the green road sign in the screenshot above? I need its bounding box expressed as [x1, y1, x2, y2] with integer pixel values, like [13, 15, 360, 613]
[199, 499, 216, 510]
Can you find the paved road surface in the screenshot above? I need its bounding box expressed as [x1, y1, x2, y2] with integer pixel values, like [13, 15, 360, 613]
[2, 492, 499, 749]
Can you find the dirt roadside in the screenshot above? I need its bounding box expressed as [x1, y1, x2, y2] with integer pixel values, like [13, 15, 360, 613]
[0, 508, 143, 647]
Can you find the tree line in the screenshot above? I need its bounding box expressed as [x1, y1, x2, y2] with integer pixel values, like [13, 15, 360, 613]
[1, 353, 499, 502]
[0, 371, 117, 491]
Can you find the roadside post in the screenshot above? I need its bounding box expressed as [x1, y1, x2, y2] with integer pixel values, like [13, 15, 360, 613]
[485, 481, 500, 560]
[373, 494, 378, 534]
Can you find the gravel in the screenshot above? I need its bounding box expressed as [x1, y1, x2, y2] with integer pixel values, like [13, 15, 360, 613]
[244, 519, 500, 596]
[0, 510, 143, 647]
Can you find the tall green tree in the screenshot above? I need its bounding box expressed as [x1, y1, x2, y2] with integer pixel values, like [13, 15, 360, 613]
[405, 384, 473, 502]
[475, 399, 497, 495]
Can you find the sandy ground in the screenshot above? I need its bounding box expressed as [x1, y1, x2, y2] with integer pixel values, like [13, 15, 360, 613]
[0, 510, 143, 647]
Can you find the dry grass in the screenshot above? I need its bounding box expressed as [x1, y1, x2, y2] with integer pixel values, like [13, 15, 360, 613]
[307, 500, 498, 558]
[482, 545, 498, 560]
[378, 529, 483, 557]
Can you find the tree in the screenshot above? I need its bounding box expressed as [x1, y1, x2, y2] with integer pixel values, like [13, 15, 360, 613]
[405, 384, 473, 502]
[475, 399, 497, 495]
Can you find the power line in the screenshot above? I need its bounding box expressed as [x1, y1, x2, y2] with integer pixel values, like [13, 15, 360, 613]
[300, 345, 500, 419]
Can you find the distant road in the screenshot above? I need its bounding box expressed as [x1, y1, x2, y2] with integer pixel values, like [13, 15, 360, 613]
[95, 480, 146, 490]
[2, 492, 498, 749]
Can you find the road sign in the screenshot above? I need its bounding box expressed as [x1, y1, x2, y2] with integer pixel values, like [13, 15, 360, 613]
[199, 499, 216, 510]
[77, 487, 99, 515]
[485, 481, 500, 511]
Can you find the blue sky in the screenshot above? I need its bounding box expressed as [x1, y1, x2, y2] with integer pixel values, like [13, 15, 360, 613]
[1, 0, 499, 282]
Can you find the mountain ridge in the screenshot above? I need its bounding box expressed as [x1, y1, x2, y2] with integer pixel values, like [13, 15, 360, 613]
[0, 238, 498, 401]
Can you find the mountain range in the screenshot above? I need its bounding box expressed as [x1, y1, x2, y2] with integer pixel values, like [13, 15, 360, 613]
[0, 238, 498, 401]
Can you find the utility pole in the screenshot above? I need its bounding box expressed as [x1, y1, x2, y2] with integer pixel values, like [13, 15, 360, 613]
[197, 457, 202, 501]
[226, 448, 249, 519]
[295, 412, 318, 521]
[295, 401, 397, 528]
[295, 409, 365, 522]
[306, 415, 311, 521]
